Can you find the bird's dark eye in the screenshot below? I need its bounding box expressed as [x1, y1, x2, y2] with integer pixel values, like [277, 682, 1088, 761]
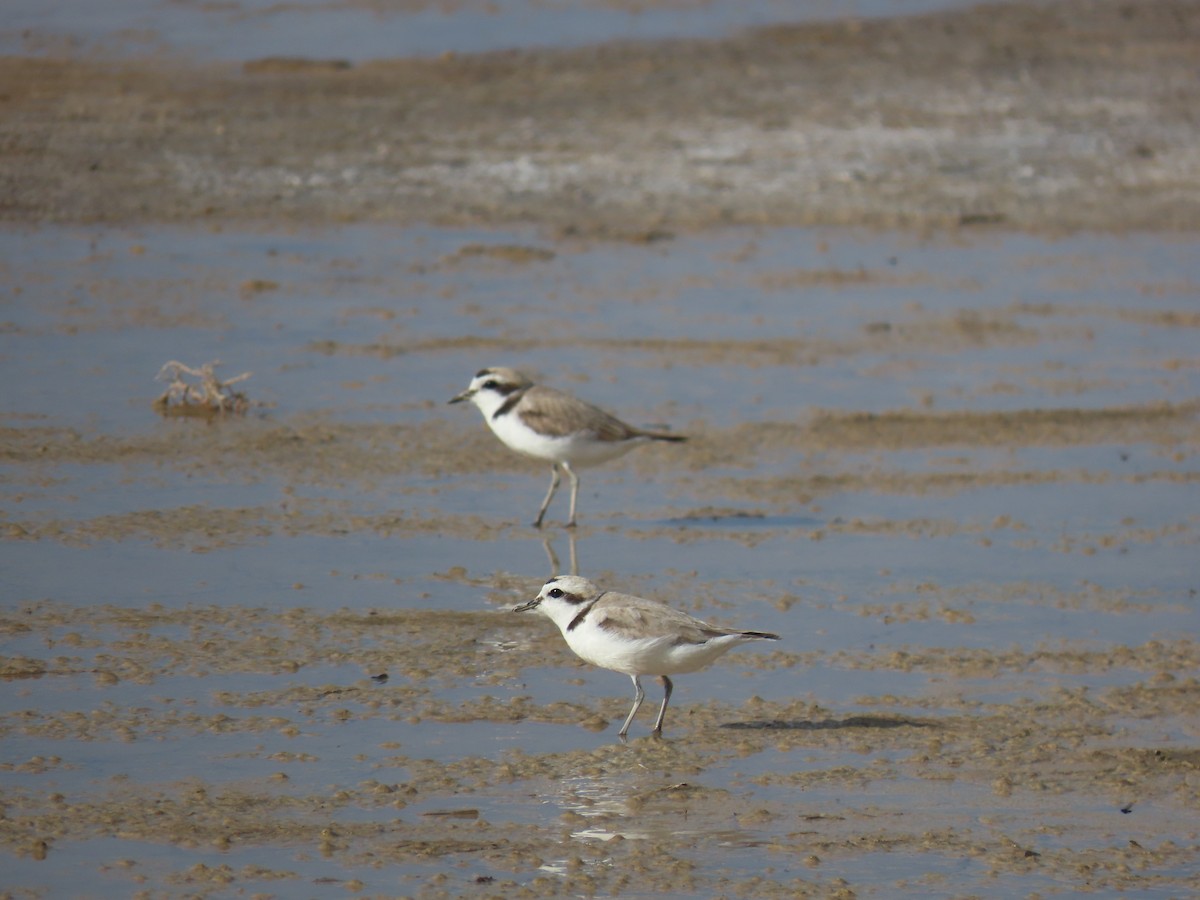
[482, 380, 498, 390]
[548, 588, 563, 598]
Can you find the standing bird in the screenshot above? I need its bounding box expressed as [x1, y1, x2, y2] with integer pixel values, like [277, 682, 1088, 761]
[513, 575, 780, 738]
[449, 367, 686, 528]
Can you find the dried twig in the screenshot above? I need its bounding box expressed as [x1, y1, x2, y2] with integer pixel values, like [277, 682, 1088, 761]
[153, 360, 252, 416]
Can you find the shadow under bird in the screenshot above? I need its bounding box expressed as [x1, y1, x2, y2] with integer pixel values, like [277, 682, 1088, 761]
[449, 367, 687, 527]
[513, 575, 780, 738]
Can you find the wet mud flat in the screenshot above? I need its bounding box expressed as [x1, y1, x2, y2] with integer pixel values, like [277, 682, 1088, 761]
[2, 0, 1200, 897]
[2, 599, 1199, 898]
[2, 222, 1198, 897]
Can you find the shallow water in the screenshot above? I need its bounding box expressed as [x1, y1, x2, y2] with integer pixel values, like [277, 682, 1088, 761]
[2, 0, 980, 61]
[2, 223, 1198, 897]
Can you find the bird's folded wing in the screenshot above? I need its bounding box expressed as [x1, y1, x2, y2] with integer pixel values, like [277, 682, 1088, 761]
[589, 594, 731, 644]
[518, 387, 639, 441]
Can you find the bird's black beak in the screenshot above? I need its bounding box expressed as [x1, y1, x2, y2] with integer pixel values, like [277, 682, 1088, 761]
[448, 389, 472, 405]
[512, 597, 541, 613]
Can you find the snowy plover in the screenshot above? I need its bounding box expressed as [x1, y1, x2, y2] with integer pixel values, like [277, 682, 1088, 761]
[513, 575, 780, 738]
[449, 367, 686, 527]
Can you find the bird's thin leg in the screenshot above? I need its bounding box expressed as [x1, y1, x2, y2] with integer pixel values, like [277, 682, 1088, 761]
[652, 676, 673, 737]
[618, 675, 645, 738]
[563, 462, 581, 528]
[533, 465, 562, 529]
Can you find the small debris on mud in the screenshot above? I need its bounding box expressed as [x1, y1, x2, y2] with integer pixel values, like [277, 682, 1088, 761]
[153, 360, 252, 417]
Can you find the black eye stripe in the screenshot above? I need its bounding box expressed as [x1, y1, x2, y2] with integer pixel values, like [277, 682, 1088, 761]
[545, 587, 588, 605]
